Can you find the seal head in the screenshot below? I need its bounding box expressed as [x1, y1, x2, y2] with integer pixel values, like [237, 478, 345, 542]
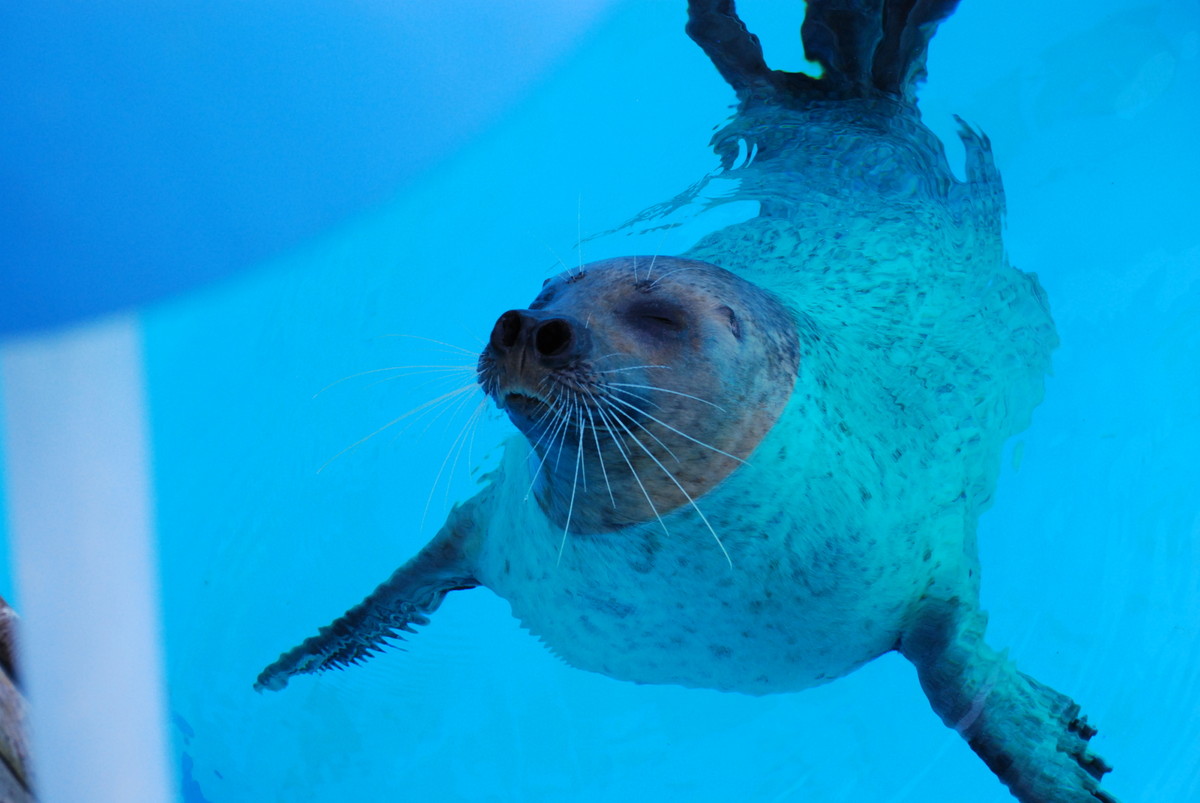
[477, 255, 799, 534]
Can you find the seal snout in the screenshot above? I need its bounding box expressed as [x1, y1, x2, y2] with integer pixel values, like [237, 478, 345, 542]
[489, 309, 589, 369]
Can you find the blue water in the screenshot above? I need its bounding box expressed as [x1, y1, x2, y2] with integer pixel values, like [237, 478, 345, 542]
[7, 1, 1200, 800]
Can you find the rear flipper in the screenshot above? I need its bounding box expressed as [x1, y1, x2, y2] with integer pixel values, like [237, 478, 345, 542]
[902, 600, 1119, 803]
[686, 0, 961, 104]
[255, 531, 477, 692]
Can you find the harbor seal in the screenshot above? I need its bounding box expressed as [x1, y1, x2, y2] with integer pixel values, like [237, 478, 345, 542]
[258, 2, 1117, 801]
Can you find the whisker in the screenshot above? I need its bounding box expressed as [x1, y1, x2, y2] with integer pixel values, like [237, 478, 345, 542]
[556, 402, 586, 567]
[570, 394, 588, 493]
[607, 382, 726, 411]
[318, 383, 476, 472]
[592, 400, 671, 537]
[575, 193, 585, 276]
[415, 377, 481, 440]
[375, 334, 479, 357]
[603, 397, 680, 462]
[544, 242, 571, 274]
[646, 226, 672, 281]
[524, 390, 567, 456]
[607, 385, 664, 411]
[551, 389, 574, 474]
[315, 364, 474, 397]
[648, 266, 704, 289]
[365, 367, 477, 393]
[440, 397, 488, 506]
[421, 397, 488, 531]
[583, 402, 616, 509]
[595, 364, 670, 375]
[605, 393, 748, 465]
[607, 410, 733, 569]
[523, 389, 572, 501]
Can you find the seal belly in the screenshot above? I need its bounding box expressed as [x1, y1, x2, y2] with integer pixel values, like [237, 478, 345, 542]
[476, 392, 928, 695]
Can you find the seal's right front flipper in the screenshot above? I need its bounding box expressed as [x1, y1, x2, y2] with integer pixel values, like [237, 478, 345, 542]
[255, 532, 478, 692]
[902, 600, 1119, 803]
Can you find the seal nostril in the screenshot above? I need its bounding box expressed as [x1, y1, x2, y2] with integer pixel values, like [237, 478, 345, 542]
[534, 318, 573, 358]
[491, 310, 522, 352]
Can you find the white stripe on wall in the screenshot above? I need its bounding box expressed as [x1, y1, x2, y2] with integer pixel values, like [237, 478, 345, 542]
[1, 315, 174, 802]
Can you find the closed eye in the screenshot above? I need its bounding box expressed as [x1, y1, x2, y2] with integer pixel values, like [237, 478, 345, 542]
[625, 301, 686, 332]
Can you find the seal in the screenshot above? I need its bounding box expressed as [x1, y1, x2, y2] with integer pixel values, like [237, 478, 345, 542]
[476, 256, 799, 538]
[257, 2, 1118, 801]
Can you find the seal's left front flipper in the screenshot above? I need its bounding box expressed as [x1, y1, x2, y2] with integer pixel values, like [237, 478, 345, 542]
[902, 600, 1119, 803]
[255, 518, 479, 692]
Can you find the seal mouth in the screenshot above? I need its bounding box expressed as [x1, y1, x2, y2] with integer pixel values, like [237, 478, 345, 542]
[503, 392, 549, 418]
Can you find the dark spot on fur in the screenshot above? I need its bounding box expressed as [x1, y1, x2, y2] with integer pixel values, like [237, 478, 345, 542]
[529, 287, 557, 310]
[580, 592, 634, 619]
[922, 549, 932, 562]
[709, 644, 733, 659]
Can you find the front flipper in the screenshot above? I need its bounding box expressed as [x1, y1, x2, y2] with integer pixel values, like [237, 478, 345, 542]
[902, 600, 1118, 803]
[255, 527, 478, 692]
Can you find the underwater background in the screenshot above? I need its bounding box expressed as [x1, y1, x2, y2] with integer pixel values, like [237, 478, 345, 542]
[2, 0, 1198, 800]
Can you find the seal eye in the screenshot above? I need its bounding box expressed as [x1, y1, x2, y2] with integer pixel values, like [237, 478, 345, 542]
[625, 301, 686, 334]
[717, 305, 741, 339]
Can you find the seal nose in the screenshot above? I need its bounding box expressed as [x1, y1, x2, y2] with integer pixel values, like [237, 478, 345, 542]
[533, 318, 574, 360]
[489, 310, 587, 367]
[490, 310, 523, 352]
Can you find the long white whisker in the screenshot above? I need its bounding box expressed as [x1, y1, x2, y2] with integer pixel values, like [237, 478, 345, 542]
[575, 194, 585, 276]
[375, 334, 479, 356]
[608, 411, 733, 569]
[556, 403, 586, 567]
[551, 388, 573, 475]
[608, 385, 664, 411]
[604, 396, 680, 462]
[595, 364, 670, 375]
[583, 401, 616, 509]
[318, 383, 476, 472]
[593, 401, 670, 537]
[315, 364, 474, 397]
[646, 226, 672, 282]
[544, 242, 571, 274]
[442, 399, 489, 507]
[367, 368, 478, 395]
[605, 383, 726, 412]
[571, 395, 588, 493]
[524, 389, 572, 501]
[605, 393, 748, 465]
[525, 391, 567, 457]
[421, 396, 487, 530]
[415, 377, 481, 440]
[648, 266, 704, 290]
